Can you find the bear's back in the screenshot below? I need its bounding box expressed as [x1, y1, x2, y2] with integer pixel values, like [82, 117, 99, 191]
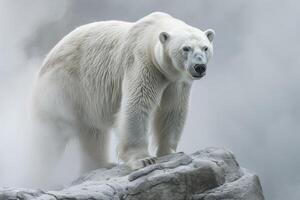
[39, 20, 132, 77]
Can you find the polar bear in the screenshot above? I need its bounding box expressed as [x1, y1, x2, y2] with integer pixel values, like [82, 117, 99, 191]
[30, 12, 215, 177]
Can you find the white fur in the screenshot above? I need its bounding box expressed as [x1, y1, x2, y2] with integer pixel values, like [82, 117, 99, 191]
[31, 12, 214, 177]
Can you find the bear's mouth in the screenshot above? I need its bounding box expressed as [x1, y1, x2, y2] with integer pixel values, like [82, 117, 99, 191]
[192, 72, 206, 79]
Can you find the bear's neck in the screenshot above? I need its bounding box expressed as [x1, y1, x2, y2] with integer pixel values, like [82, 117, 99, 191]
[152, 43, 180, 82]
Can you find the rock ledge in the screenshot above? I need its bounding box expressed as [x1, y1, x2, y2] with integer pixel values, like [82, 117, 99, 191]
[0, 147, 265, 200]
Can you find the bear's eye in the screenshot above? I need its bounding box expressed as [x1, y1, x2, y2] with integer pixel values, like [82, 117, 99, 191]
[182, 46, 191, 52]
[203, 46, 209, 52]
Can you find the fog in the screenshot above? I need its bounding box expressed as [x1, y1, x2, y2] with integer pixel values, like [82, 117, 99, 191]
[0, 0, 300, 199]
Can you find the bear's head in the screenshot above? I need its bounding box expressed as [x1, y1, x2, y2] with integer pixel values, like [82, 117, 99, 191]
[154, 28, 215, 81]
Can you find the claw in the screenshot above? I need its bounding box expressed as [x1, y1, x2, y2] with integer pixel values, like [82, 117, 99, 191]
[148, 158, 153, 165]
[150, 158, 156, 164]
[127, 156, 158, 170]
[142, 160, 147, 167]
[144, 157, 157, 166]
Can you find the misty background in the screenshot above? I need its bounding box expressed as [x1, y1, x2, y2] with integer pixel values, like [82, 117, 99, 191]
[0, 0, 299, 199]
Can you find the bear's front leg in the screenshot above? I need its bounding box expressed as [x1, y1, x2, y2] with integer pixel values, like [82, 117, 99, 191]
[154, 82, 191, 157]
[117, 65, 166, 169]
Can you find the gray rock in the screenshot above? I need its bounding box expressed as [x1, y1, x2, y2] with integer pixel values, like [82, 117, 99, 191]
[0, 147, 265, 200]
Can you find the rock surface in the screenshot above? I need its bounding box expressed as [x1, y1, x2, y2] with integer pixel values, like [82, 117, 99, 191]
[0, 147, 265, 200]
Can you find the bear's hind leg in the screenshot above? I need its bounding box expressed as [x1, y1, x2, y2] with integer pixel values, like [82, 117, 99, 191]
[79, 127, 114, 173]
[28, 117, 70, 188]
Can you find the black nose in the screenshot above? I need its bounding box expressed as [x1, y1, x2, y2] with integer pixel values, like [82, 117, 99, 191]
[194, 64, 206, 74]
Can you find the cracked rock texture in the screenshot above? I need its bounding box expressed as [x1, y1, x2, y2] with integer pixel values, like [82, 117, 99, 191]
[0, 147, 265, 200]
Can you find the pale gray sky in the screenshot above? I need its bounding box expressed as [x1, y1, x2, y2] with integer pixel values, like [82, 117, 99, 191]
[0, 0, 299, 199]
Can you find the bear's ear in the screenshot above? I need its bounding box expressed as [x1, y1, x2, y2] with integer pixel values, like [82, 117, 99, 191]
[159, 32, 170, 44]
[205, 29, 215, 42]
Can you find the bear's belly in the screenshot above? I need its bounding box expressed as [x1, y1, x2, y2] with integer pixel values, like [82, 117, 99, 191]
[80, 77, 123, 130]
